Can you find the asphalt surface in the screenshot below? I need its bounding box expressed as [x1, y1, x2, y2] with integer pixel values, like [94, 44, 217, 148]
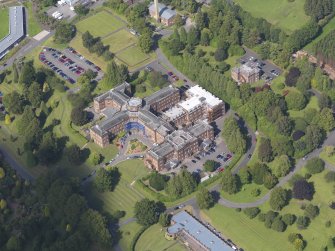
[0, 31, 55, 72]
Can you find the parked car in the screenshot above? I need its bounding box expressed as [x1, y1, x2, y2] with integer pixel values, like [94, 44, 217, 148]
[192, 159, 196, 163]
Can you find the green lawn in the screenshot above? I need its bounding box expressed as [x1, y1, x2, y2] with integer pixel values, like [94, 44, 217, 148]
[289, 95, 319, 118]
[203, 169, 335, 251]
[119, 222, 142, 251]
[220, 182, 268, 203]
[86, 159, 150, 218]
[116, 46, 150, 67]
[234, 0, 309, 33]
[102, 29, 137, 53]
[320, 149, 335, 166]
[24, 1, 42, 37]
[0, 8, 9, 39]
[76, 10, 125, 37]
[304, 16, 335, 53]
[135, 224, 185, 251]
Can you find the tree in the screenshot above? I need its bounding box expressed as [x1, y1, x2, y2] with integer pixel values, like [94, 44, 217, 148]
[200, 29, 211, 46]
[214, 47, 227, 62]
[239, 167, 251, 184]
[174, 14, 184, 27]
[263, 173, 278, 189]
[203, 160, 217, 172]
[74, 4, 89, 16]
[19, 61, 35, 85]
[55, 23, 76, 44]
[258, 138, 273, 162]
[294, 237, 305, 251]
[165, 170, 197, 198]
[250, 163, 270, 185]
[305, 124, 324, 150]
[271, 218, 286, 232]
[139, 32, 153, 53]
[17, 106, 35, 135]
[5, 114, 11, 125]
[318, 93, 331, 109]
[296, 216, 310, 230]
[243, 207, 260, 219]
[221, 170, 239, 194]
[187, 27, 199, 47]
[304, 204, 319, 219]
[2, 91, 24, 114]
[325, 171, 335, 182]
[222, 116, 247, 154]
[282, 214, 296, 225]
[71, 105, 89, 126]
[67, 144, 83, 165]
[94, 167, 120, 192]
[285, 67, 301, 87]
[285, 91, 307, 111]
[305, 157, 325, 174]
[134, 199, 164, 226]
[0, 199, 7, 209]
[277, 116, 293, 136]
[80, 209, 113, 248]
[159, 212, 170, 227]
[149, 172, 168, 191]
[104, 61, 128, 88]
[273, 155, 291, 178]
[0, 167, 5, 179]
[293, 179, 314, 200]
[196, 187, 214, 209]
[6, 236, 21, 251]
[269, 187, 289, 211]
[90, 151, 102, 166]
[26, 82, 43, 107]
[314, 108, 335, 131]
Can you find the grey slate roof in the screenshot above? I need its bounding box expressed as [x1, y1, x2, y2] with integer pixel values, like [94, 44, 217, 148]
[148, 142, 174, 159]
[0, 6, 26, 59]
[161, 8, 176, 20]
[93, 111, 129, 136]
[144, 85, 179, 106]
[138, 109, 174, 134]
[148, 2, 167, 16]
[168, 211, 235, 251]
[94, 82, 131, 106]
[188, 120, 212, 137]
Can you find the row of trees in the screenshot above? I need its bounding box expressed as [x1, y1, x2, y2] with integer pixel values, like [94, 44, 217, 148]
[82, 31, 114, 61]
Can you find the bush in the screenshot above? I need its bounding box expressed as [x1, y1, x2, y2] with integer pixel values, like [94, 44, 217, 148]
[289, 174, 304, 186]
[325, 171, 335, 182]
[325, 220, 331, 228]
[271, 218, 286, 232]
[251, 188, 261, 197]
[136, 84, 147, 93]
[305, 157, 325, 174]
[265, 210, 279, 222]
[285, 67, 301, 87]
[288, 233, 302, 243]
[293, 179, 314, 200]
[304, 204, 319, 219]
[258, 213, 266, 222]
[149, 172, 169, 191]
[203, 160, 217, 172]
[282, 214, 296, 225]
[285, 91, 307, 111]
[243, 207, 260, 219]
[269, 187, 289, 211]
[296, 216, 310, 230]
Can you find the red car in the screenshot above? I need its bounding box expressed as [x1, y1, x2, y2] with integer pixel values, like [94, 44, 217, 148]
[75, 71, 81, 75]
[217, 167, 225, 172]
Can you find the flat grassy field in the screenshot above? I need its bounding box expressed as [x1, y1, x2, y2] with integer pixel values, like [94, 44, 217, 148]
[24, 1, 42, 37]
[119, 222, 142, 251]
[86, 159, 150, 218]
[289, 95, 319, 118]
[220, 182, 268, 203]
[135, 224, 185, 251]
[102, 29, 137, 53]
[0, 8, 9, 39]
[234, 0, 309, 33]
[320, 149, 335, 166]
[203, 169, 335, 251]
[76, 10, 125, 37]
[116, 46, 150, 67]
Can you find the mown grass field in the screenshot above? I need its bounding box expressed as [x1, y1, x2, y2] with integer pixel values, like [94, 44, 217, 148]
[119, 222, 142, 251]
[220, 182, 268, 203]
[116, 46, 150, 67]
[135, 224, 185, 251]
[234, 0, 309, 33]
[0, 8, 9, 39]
[102, 29, 137, 53]
[203, 169, 335, 251]
[76, 10, 125, 37]
[86, 160, 150, 218]
[24, 1, 42, 37]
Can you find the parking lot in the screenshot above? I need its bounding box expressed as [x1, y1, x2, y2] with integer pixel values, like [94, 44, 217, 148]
[239, 47, 282, 82]
[39, 47, 103, 84]
[46, 3, 77, 21]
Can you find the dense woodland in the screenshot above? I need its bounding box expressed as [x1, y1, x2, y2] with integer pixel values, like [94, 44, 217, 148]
[314, 30, 335, 67]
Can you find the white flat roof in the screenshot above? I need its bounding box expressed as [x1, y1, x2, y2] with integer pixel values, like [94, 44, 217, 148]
[187, 85, 222, 108]
[163, 106, 185, 119]
[179, 96, 202, 111]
